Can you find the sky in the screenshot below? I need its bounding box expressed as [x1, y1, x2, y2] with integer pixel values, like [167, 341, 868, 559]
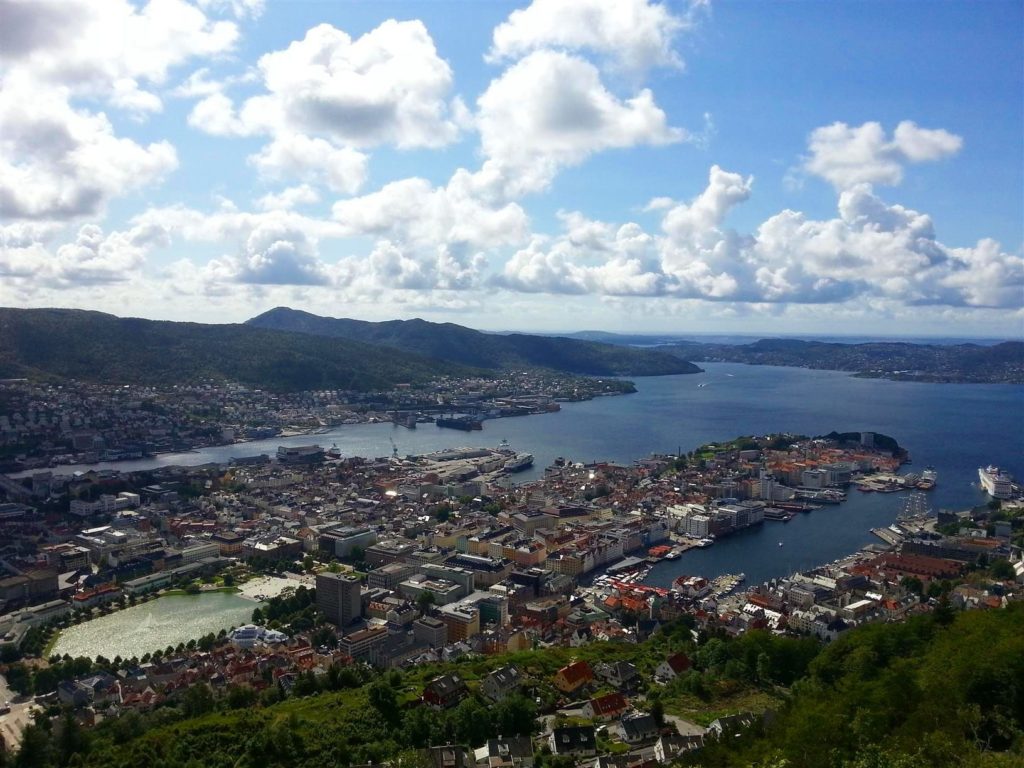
[0, 0, 1022, 338]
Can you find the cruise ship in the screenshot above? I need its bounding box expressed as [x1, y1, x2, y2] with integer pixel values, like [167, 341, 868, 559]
[503, 452, 534, 472]
[979, 466, 1014, 499]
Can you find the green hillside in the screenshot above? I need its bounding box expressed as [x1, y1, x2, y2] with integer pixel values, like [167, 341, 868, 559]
[0, 308, 481, 392]
[246, 307, 702, 377]
[8, 606, 1021, 768]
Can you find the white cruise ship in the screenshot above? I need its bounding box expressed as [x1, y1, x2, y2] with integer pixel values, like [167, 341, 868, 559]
[979, 465, 1014, 499]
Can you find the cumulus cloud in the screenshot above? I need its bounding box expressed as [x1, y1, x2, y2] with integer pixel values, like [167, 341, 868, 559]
[804, 120, 963, 189]
[255, 185, 321, 212]
[188, 20, 459, 148]
[0, 0, 238, 112]
[0, 78, 178, 220]
[249, 133, 368, 194]
[1, 221, 167, 286]
[0, 0, 237, 222]
[473, 50, 683, 198]
[488, 0, 701, 74]
[495, 164, 1023, 309]
[204, 220, 331, 286]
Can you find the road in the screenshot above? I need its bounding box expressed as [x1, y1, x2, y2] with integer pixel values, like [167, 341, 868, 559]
[0, 672, 39, 751]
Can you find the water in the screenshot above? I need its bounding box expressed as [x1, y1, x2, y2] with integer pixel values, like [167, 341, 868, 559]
[32, 364, 1024, 588]
[51, 592, 257, 660]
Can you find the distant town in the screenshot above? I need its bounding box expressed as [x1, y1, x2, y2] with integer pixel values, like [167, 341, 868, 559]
[0, 373, 632, 473]
[1, 427, 1020, 759]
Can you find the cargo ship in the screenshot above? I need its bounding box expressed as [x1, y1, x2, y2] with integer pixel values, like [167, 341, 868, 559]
[436, 415, 483, 431]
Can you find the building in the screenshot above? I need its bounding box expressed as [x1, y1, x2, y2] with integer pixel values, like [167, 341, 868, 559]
[549, 726, 597, 757]
[422, 673, 468, 709]
[438, 601, 480, 642]
[413, 616, 448, 648]
[338, 626, 388, 664]
[481, 665, 520, 702]
[553, 660, 594, 694]
[316, 572, 362, 628]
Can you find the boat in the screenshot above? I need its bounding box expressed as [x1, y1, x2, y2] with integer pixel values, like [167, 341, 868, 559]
[979, 466, 1014, 499]
[917, 467, 938, 490]
[436, 415, 483, 431]
[697, 538, 714, 548]
[503, 452, 534, 472]
[326, 443, 342, 459]
[778, 541, 783, 547]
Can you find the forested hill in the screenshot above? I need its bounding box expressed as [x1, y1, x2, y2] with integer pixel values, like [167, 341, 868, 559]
[661, 337, 1024, 383]
[13, 605, 1021, 768]
[0, 308, 481, 391]
[246, 307, 701, 377]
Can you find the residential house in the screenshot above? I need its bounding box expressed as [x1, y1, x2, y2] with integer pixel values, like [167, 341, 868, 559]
[654, 653, 691, 682]
[621, 712, 660, 745]
[428, 744, 474, 768]
[423, 674, 468, 710]
[553, 660, 594, 694]
[480, 736, 534, 768]
[582, 692, 629, 722]
[593, 661, 640, 692]
[549, 726, 597, 757]
[481, 665, 521, 703]
[706, 712, 758, 740]
[654, 733, 705, 763]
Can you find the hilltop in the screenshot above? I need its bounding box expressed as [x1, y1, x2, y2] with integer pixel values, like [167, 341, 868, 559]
[246, 307, 701, 377]
[0, 308, 481, 392]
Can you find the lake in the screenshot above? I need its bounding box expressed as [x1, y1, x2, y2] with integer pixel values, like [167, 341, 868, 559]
[50, 592, 257, 660]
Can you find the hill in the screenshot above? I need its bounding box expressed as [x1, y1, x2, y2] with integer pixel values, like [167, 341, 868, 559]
[661, 337, 1024, 383]
[0, 308, 481, 392]
[11, 605, 1021, 768]
[245, 307, 701, 377]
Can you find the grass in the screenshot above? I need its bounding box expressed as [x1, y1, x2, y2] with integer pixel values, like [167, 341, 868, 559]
[661, 687, 783, 727]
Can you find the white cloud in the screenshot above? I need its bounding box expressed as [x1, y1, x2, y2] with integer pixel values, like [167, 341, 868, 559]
[489, 0, 702, 75]
[497, 164, 1023, 309]
[0, 78, 178, 220]
[0, 0, 239, 112]
[804, 120, 963, 189]
[0, 0, 237, 222]
[332, 174, 528, 251]
[204, 219, 331, 286]
[255, 185, 321, 212]
[473, 50, 683, 198]
[249, 133, 368, 194]
[188, 20, 459, 149]
[0, 221, 167, 286]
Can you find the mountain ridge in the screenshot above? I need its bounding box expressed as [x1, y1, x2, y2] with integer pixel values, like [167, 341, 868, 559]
[245, 307, 701, 377]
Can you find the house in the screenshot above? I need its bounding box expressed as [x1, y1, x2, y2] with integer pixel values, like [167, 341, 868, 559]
[582, 692, 629, 721]
[593, 661, 640, 692]
[654, 653, 691, 682]
[481, 665, 521, 703]
[423, 673, 468, 710]
[428, 744, 474, 768]
[620, 712, 660, 744]
[553, 660, 594, 694]
[549, 725, 597, 757]
[707, 712, 758, 740]
[480, 735, 534, 768]
[654, 732, 704, 763]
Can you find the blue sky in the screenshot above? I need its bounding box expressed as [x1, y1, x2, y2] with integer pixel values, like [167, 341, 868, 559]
[1, 0, 1021, 337]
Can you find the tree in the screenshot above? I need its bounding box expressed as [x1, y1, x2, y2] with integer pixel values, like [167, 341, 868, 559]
[182, 682, 216, 717]
[417, 590, 436, 616]
[367, 679, 401, 726]
[303, 555, 315, 572]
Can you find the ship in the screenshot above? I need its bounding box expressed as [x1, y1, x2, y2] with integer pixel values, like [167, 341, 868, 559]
[436, 415, 483, 431]
[503, 452, 534, 472]
[899, 491, 931, 520]
[916, 466, 937, 490]
[979, 466, 1014, 499]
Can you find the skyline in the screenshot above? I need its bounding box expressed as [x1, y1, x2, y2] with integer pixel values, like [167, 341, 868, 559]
[0, 0, 1022, 337]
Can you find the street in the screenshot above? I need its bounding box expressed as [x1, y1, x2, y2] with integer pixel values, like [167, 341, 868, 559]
[0, 672, 39, 751]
